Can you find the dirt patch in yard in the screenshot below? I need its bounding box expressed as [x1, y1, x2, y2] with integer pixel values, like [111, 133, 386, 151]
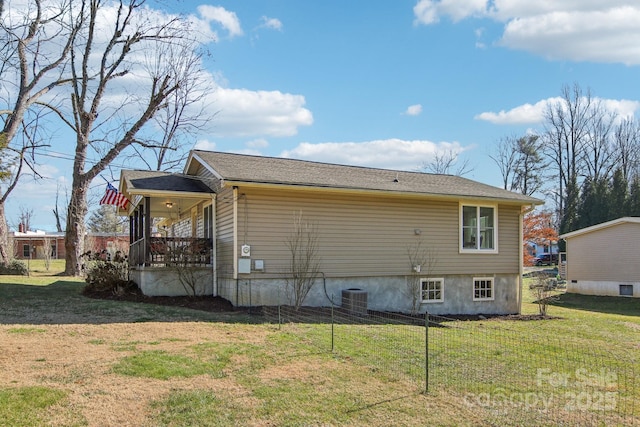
[0, 321, 268, 426]
[0, 280, 271, 426]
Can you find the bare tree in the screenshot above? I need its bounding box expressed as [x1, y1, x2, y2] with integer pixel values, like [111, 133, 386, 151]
[42, 237, 52, 271]
[543, 84, 594, 233]
[52, 182, 66, 232]
[49, 0, 210, 275]
[131, 41, 214, 172]
[285, 211, 321, 310]
[0, 0, 78, 263]
[529, 272, 559, 317]
[490, 135, 521, 191]
[173, 246, 204, 297]
[17, 206, 34, 231]
[491, 135, 547, 196]
[613, 117, 640, 183]
[422, 149, 472, 176]
[405, 239, 436, 316]
[582, 101, 617, 184]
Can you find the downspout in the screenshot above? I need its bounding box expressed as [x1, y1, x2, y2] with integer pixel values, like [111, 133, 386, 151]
[212, 193, 217, 297]
[519, 203, 537, 314]
[233, 187, 239, 305]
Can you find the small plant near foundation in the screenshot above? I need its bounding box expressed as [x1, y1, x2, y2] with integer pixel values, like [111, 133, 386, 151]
[529, 272, 559, 317]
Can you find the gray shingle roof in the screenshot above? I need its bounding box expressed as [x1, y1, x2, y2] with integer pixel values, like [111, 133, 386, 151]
[122, 170, 214, 194]
[192, 150, 542, 205]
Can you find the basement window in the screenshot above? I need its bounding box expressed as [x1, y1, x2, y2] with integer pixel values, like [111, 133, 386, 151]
[473, 277, 494, 301]
[421, 278, 444, 303]
[619, 284, 633, 297]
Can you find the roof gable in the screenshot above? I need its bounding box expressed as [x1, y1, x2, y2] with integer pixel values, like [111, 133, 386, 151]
[190, 150, 542, 205]
[560, 217, 640, 239]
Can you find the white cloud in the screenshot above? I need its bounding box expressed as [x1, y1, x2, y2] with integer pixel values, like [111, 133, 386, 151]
[197, 5, 243, 38]
[246, 138, 269, 149]
[476, 96, 640, 125]
[413, 1, 640, 65]
[258, 16, 283, 31]
[212, 88, 313, 137]
[193, 139, 217, 151]
[500, 7, 640, 65]
[280, 139, 467, 171]
[404, 104, 423, 116]
[475, 98, 559, 124]
[414, 0, 488, 25]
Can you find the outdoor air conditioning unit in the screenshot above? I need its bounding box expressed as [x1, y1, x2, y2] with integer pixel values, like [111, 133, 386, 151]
[342, 288, 368, 315]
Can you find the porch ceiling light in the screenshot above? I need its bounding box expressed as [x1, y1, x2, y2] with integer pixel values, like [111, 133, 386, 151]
[166, 202, 173, 208]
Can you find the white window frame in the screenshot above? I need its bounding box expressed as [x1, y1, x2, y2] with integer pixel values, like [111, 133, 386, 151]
[203, 203, 214, 240]
[460, 203, 498, 253]
[473, 277, 495, 301]
[421, 278, 444, 303]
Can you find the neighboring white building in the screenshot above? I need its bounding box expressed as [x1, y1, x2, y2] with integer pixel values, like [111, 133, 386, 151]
[560, 217, 640, 298]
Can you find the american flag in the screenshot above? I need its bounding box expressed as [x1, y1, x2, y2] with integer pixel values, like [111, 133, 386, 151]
[99, 183, 129, 209]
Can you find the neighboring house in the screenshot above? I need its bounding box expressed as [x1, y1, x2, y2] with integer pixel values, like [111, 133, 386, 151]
[119, 150, 542, 315]
[11, 230, 66, 260]
[560, 217, 640, 298]
[526, 241, 558, 258]
[10, 230, 128, 260]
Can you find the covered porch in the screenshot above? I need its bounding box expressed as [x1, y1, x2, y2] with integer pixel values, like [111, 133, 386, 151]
[119, 170, 216, 296]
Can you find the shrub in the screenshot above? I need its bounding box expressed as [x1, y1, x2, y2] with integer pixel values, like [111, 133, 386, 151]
[0, 260, 28, 275]
[82, 250, 133, 295]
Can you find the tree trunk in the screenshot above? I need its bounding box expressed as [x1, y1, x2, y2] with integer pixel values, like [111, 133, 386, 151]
[0, 202, 10, 264]
[64, 179, 89, 276]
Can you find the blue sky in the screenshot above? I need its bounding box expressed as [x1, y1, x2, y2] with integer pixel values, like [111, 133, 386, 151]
[7, 0, 640, 230]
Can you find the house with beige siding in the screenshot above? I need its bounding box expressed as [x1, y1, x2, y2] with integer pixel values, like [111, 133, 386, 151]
[560, 217, 640, 298]
[119, 150, 542, 315]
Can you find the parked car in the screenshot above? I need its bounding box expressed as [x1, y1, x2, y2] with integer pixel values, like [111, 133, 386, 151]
[534, 252, 558, 266]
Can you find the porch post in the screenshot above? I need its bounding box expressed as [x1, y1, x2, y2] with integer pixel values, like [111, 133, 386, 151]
[144, 197, 151, 266]
[129, 215, 134, 244]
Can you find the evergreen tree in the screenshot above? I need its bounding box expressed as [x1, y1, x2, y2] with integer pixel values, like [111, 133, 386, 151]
[627, 176, 640, 216]
[576, 178, 595, 230]
[87, 205, 124, 233]
[591, 178, 610, 225]
[608, 168, 628, 221]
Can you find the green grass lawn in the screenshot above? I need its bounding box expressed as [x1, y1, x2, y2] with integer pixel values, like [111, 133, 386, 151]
[0, 271, 638, 426]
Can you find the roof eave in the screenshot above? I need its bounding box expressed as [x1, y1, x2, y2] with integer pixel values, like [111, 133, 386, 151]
[559, 216, 640, 239]
[220, 179, 543, 206]
[126, 189, 213, 199]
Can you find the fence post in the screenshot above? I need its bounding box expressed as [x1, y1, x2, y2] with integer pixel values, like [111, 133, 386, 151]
[331, 297, 335, 352]
[278, 305, 281, 330]
[425, 310, 429, 393]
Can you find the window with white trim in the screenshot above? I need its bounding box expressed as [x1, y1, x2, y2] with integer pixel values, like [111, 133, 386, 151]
[421, 278, 444, 303]
[461, 204, 496, 251]
[22, 244, 30, 258]
[203, 204, 213, 239]
[473, 277, 494, 301]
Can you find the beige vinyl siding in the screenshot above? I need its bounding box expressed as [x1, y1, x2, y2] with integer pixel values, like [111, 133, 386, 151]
[566, 222, 640, 282]
[191, 162, 212, 178]
[216, 187, 235, 277]
[234, 186, 521, 278]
